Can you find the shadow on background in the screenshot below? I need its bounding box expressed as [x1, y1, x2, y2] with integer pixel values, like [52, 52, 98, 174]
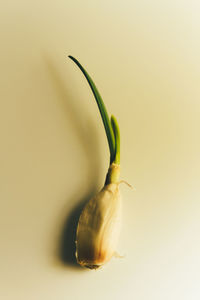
[45, 56, 101, 269]
[58, 190, 95, 268]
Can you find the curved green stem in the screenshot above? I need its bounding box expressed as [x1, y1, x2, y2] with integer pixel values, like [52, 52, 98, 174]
[68, 55, 115, 164]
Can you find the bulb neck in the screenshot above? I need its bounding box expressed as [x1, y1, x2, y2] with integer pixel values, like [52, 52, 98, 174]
[105, 163, 120, 185]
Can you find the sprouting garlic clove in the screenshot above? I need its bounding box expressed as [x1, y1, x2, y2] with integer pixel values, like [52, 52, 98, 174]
[75, 183, 121, 269]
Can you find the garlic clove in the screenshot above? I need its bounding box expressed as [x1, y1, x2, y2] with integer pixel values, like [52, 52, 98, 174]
[75, 183, 121, 269]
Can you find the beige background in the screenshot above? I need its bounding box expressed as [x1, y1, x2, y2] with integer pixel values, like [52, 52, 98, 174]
[0, 0, 200, 299]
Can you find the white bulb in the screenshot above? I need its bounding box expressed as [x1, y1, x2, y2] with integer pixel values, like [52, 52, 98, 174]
[76, 183, 122, 269]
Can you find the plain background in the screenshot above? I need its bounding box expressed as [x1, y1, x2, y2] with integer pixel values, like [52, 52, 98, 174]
[0, 1, 200, 299]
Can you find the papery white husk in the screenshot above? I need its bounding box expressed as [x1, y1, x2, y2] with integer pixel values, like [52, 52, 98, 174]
[75, 183, 121, 269]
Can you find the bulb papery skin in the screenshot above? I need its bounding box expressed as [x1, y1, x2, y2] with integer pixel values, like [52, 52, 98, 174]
[75, 183, 121, 269]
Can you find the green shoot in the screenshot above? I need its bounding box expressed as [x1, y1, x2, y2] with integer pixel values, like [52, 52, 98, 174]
[68, 56, 119, 165]
[111, 115, 120, 165]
